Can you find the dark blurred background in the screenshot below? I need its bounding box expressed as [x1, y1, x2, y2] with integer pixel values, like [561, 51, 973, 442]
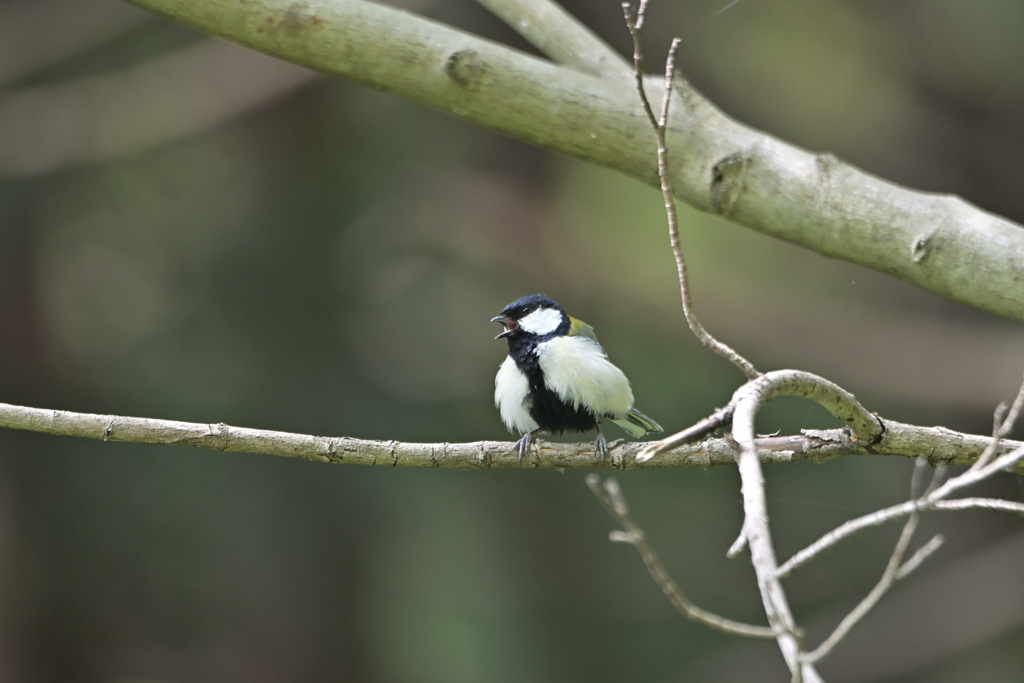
[1, 0, 1023, 680]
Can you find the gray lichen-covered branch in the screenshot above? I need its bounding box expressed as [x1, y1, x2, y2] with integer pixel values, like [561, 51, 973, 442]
[2, 401, 1022, 472]
[119, 0, 1024, 322]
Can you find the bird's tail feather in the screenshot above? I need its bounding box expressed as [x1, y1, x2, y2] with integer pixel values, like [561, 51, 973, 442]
[610, 408, 663, 438]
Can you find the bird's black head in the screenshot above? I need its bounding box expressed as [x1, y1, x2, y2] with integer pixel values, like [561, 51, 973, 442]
[491, 294, 569, 343]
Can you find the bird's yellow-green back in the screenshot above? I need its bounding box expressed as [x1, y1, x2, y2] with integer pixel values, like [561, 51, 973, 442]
[567, 316, 600, 345]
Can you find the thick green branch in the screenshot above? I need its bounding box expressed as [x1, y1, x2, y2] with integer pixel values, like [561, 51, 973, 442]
[120, 0, 1024, 322]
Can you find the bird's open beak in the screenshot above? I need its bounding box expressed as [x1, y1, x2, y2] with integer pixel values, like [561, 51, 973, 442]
[491, 315, 515, 339]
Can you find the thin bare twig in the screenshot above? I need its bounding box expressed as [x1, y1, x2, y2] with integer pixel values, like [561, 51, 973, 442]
[586, 475, 776, 639]
[622, 0, 760, 381]
[800, 459, 944, 663]
[970, 369, 1024, 471]
[895, 534, 945, 580]
[777, 443, 1024, 580]
[636, 405, 733, 463]
[932, 497, 1024, 514]
[801, 522, 941, 663]
[775, 499, 954, 580]
[719, 370, 885, 573]
[726, 528, 748, 559]
[1000, 370, 1024, 436]
[930, 444, 1024, 500]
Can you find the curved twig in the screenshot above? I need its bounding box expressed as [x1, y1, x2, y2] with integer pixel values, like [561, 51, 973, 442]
[640, 370, 884, 464]
[731, 370, 883, 445]
[730, 371, 823, 681]
[587, 475, 776, 639]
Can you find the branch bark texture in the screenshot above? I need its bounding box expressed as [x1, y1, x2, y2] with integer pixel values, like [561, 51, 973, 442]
[3, 402, 1022, 472]
[120, 0, 1024, 322]
[474, 0, 630, 81]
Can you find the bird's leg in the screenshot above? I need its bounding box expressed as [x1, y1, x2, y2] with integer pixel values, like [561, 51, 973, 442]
[514, 429, 540, 466]
[594, 425, 608, 467]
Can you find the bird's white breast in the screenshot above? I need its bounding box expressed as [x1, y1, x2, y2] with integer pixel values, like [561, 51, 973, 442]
[494, 355, 538, 434]
[536, 336, 634, 418]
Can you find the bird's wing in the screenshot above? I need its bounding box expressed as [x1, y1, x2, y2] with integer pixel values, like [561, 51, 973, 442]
[536, 335, 634, 418]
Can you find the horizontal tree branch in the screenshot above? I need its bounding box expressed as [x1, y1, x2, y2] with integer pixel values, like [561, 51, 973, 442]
[120, 0, 1024, 322]
[0, 401, 823, 468]
[873, 418, 1024, 472]
[2, 401, 1021, 471]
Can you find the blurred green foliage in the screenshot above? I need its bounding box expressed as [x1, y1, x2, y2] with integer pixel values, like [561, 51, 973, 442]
[1, 0, 1023, 681]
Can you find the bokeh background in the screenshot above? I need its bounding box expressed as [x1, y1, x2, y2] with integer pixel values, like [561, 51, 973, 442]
[1, 0, 1023, 680]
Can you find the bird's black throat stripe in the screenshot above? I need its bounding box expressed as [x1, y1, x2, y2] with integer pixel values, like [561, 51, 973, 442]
[507, 334, 598, 435]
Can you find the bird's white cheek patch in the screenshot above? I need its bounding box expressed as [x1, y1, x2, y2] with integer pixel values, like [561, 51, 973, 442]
[518, 307, 563, 336]
[494, 356, 538, 434]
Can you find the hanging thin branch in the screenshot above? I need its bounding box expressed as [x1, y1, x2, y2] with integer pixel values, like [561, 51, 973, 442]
[587, 475, 777, 639]
[622, 0, 760, 381]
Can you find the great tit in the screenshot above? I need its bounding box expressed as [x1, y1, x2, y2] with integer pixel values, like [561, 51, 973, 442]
[491, 294, 663, 465]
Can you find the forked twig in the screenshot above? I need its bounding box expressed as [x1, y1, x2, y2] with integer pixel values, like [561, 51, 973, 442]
[774, 473, 1024, 581]
[800, 458, 945, 663]
[622, 0, 759, 382]
[623, 6, 814, 677]
[968, 369, 1024, 471]
[777, 373, 1024, 580]
[614, 0, 1024, 675]
[586, 475, 776, 639]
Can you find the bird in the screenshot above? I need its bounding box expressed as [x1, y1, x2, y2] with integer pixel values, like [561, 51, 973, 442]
[491, 294, 663, 465]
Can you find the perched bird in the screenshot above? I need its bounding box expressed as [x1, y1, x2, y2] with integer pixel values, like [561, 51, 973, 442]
[491, 294, 663, 464]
